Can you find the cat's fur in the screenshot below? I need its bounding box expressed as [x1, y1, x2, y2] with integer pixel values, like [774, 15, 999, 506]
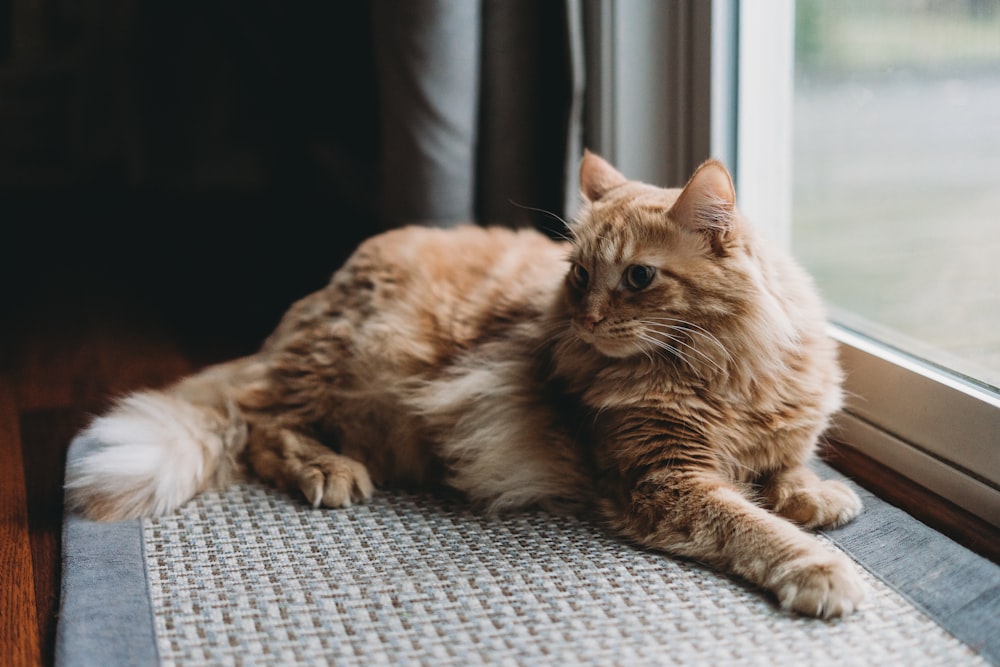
[67, 152, 865, 618]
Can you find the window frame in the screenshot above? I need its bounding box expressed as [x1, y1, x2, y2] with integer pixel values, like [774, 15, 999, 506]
[585, 0, 1000, 529]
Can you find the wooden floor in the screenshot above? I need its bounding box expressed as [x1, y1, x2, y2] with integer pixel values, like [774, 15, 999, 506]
[2, 248, 998, 667]
[0, 277, 252, 667]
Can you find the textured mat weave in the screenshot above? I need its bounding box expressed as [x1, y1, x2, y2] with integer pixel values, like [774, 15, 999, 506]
[141, 484, 987, 666]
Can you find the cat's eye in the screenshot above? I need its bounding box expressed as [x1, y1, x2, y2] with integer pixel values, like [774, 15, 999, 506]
[624, 265, 656, 291]
[570, 263, 589, 289]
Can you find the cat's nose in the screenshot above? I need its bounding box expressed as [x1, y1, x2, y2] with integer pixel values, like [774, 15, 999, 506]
[579, 314, 605, 332]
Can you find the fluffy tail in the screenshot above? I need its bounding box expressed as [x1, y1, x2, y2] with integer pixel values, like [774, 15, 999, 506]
[65, 358, 258, 521]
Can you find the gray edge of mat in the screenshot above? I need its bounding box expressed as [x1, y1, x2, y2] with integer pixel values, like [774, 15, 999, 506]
[54, 437, 160, 667]
[53, 437, 997, 667]
[818, 462, 999, 666]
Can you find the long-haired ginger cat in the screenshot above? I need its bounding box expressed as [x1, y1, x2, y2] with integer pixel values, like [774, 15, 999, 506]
[67, 152, 865, 618]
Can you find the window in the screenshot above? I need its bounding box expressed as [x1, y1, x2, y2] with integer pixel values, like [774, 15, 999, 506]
[790, 0, 1000, 528]
[793, 0, 1000, 391]
[586, 0, 1000, 528]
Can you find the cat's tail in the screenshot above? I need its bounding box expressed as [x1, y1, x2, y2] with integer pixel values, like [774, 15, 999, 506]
[65, 357, 261, 522]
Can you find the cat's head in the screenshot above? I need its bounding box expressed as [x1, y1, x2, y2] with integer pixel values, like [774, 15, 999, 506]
[563, 151, 791, 372]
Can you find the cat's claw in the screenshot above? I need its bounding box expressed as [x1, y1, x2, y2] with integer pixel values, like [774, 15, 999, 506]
[298, 454, 374, 509]
[771, 551, 866, 619]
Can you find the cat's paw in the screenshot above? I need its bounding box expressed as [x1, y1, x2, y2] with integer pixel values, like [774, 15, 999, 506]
[771, 550, 866, 619]
[775, 479, 862, 529]
[297, 453, 374, 509]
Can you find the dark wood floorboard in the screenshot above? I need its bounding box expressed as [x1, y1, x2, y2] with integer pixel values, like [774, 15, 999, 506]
[20, 409, 87, 667]
[3, 280, 254, 667]
[0, 378, 42, 667]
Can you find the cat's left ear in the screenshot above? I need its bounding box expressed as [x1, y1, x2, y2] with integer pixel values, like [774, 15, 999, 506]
[668, 160, 736, 251]
[580, 149, 628, 202]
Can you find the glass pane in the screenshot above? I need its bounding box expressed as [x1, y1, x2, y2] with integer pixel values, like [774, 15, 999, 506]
[792, 0, 1000, 391]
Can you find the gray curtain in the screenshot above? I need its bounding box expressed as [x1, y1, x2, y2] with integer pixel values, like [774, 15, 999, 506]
[372, 0, 585, 234]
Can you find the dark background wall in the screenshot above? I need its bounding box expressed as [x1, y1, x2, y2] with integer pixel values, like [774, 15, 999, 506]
[1, 2, 385, 350]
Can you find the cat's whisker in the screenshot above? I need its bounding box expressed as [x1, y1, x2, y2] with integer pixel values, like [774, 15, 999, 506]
[635, 333, 677, 362]
[636, 333, 707, 380]
[658, 337, 722, 378]
[664, 337, 727, 377]
[644, 316, 731, 341]
[637, 344, 655, 366]
[507, 200, 574, 241]
[638, 322, 729, 376]
[552, 228, 576, 243]
[643, 327, 731, 366]
[645, 317, 736, 355]
[644, 333, 726, 377]
[643, 317, 737, 366]
[644, 317, 736, 356]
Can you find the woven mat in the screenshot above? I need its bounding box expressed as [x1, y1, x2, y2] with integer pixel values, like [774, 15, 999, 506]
[138, 483, 987, 666]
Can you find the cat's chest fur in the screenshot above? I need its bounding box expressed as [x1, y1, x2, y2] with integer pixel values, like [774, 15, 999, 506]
[564, 362, 823, 492]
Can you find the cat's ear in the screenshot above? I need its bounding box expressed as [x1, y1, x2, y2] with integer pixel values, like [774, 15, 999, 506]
[668, 160, 736, 248]
[580, 149, 627, 202]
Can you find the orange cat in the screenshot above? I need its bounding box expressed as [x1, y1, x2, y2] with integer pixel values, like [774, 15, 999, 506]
[67, 152, 865, 618]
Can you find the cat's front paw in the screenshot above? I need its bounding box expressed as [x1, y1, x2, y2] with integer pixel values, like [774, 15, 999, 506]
[298, 453, 374, 509]
[775, 479, 863, 529]
[770, 550, 866, 619]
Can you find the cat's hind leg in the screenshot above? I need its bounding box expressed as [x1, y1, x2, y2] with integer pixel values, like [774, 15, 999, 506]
[246, 425, 374, 509]
[761, 465, 862, 530]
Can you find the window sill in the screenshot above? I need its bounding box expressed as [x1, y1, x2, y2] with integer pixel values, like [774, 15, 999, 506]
[821, 437, 1000, 566]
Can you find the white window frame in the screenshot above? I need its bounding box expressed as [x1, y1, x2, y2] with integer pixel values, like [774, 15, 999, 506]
[586, 0, 1000, 529]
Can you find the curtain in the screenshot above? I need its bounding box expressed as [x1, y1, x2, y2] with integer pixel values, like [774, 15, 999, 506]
[372, 0, 585, 234]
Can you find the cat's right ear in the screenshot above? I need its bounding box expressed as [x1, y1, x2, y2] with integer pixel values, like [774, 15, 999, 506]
[580, 150, 627, 202]
[668, 160, 736, 234]
[668, 160, 737, 255]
